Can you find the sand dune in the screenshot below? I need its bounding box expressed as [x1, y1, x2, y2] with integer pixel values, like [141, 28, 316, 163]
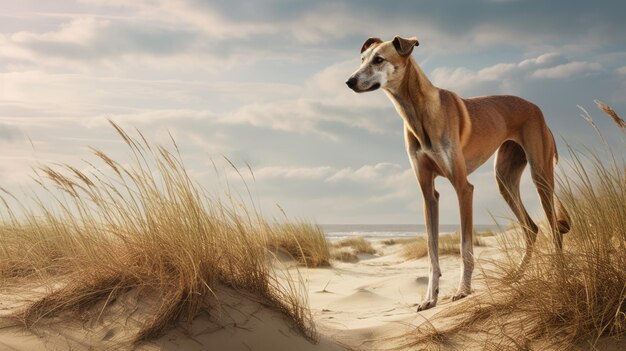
[1, 234, 624, 350]
[0, 285, 345, 351]
[0, 235, 496, 351]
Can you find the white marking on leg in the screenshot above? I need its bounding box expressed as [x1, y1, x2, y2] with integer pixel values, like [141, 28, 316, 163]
[420, 192, 440, 310]
[459, 233, 474, 292]
[426, 236, 441, 302]
[455, 182, 474, 299]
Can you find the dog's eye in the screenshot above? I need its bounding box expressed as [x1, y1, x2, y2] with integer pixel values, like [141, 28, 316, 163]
[373, 56, 384, 64]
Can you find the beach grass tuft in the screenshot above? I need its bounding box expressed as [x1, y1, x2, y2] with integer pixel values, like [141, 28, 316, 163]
[332, 236, 377, 255]
[268, 222, 331, 267]
[402, 232, 486, 260]
[0, 122, 317, 344]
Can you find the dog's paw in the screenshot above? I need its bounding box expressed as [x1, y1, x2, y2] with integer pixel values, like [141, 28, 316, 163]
[416, 300, 437, 312]
[451, 291, 470, 302]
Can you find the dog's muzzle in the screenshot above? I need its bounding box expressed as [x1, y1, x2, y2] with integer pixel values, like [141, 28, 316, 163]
[345, 77, 380, 93]
[345, 77, 358, 89]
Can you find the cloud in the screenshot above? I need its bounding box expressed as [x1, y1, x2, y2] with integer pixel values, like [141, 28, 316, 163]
[252, 166, 335, 180]
[518, 52, 569, 68]
[11, 17, 106, 45]
[87, 109, 216, 128]
[236, 162, 413, 194]
[220, 99, 395, 140]
[62, 0, 276, 39]
[0, 13, 271, 74]
[7, 16, 198, 62]
[218, 59, 397, 139]
[0, 123, 20, 141]
[224, 159, 542, 224]
[265, 163, 416, 209]
[238, 163, 412, 188]
[326, 163, 410, 184]
[194, 0, 626, 53]
[531, 61, 602, 79]
[430, 52, 603, 94]
[430, 64, 515, 93]
[222, 100, 320, 135]
[4, 0, 625, 79]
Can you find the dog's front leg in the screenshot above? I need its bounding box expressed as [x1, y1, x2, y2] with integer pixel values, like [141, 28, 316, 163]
[417, 178, 440, 311]
[451, 171, 474, 301]
[405, 128, 440, 311]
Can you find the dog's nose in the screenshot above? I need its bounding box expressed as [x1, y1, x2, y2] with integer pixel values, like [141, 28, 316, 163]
[345, 77, 358, 89]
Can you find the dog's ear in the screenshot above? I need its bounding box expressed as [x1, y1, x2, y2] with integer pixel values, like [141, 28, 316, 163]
[360, 37, 383, 53]
[392, 36, 419, 57]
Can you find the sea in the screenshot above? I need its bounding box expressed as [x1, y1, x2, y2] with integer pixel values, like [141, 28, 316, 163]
[320, 224, 500, 241]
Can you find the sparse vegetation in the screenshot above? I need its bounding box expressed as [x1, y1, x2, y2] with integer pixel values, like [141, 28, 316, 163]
[475, 229, 496, 238]
[382, 237, 420, 246]
[332, 236, 377, 255]
[328, 236, 377, 263]
[402, 232, 486, 260]
[402, 237, 429, 259]
[268, 222, 331, 267]
[330, 249, 359, 263]
[382, 239, 397, 245]
[0, 123, 317, 344]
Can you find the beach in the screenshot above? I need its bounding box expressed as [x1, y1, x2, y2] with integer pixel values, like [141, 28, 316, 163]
[0, 232, 496, 351]
[297, 233, 503, 350]
[1, 230, 625, 351]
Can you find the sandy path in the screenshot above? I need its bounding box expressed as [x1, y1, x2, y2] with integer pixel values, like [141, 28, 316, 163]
[298, 237, 504, 350]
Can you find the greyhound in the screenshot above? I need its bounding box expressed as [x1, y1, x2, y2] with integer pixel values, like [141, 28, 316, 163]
[346, 36, 570, 311]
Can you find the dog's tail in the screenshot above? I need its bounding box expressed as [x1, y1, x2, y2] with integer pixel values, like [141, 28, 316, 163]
[550, 129, 571, 234]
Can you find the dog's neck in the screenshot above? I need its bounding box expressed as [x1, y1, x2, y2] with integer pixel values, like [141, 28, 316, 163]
[383, 58, 440, 147]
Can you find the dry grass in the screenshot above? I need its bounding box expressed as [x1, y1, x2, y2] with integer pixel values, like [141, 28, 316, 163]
[476, 229, 497, 238]
[402, 237, 429, 259]
[402, 232, 486, 260]
[406, 103, 626, 350]
[267, 222, 331, 267]
[332, 236, 377, 255]
[0, 122, 316, 344]
[382, 237, 420, 246]
[595, 99, 626, 131]
[330, 249, 359, 263]
[328, 236, 377, 263]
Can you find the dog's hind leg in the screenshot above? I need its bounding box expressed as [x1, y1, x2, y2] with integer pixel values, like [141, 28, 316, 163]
[444, 150, 475, 302]
[495, 140, 539, 271]
[530, 161, 561, 250]
[523, 124, 562, 251]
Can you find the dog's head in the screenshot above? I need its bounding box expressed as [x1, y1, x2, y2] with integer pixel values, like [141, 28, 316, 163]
[345, 36, 419, 93]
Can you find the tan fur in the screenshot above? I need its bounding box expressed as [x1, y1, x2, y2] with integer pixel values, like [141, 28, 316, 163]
[347, 36, 570, 311]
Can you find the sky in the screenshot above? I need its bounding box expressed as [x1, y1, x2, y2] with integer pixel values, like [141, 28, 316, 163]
[1, 0, 625, 225]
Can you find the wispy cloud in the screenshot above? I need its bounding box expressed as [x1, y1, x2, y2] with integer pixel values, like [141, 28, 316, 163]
[430, 52, 604, 94]
[532, 61, 602, 79]
[0, 123, 20, 141]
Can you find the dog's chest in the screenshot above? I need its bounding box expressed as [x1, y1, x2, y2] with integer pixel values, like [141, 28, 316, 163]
[417, 147, 454, 177]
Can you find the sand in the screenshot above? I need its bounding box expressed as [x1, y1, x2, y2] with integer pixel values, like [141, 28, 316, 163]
[0, 284, 345, 351]
[1, 234, 623, 350]
[0, 234, 499, 350]
[297, 237, 503, 350]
